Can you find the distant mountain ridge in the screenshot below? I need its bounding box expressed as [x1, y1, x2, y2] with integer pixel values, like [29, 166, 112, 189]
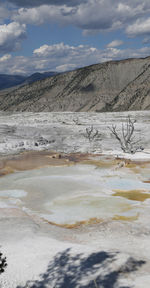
[0, 71, 58, 90]
[0, 57, 150, 112]
[0, 74, 26, 90]
[23, 72, 58, 85]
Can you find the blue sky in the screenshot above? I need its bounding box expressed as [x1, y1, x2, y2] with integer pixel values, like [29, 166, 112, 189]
[0, 0, 150, 75]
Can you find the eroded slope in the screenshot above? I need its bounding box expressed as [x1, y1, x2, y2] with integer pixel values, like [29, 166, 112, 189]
[0, 57, 150, 112]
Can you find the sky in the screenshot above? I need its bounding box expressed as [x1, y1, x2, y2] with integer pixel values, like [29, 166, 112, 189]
[0, 0, 150, 75]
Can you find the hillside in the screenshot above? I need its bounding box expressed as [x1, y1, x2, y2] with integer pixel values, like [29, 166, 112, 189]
[0, 57, 150, 112]
[109, 62, 150, 111]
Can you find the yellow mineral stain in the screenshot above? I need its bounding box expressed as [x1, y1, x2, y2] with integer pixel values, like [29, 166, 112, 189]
[129, 168, 141, 174]
[125, 163, 141, 174]
[113, 214, 139, 221]
[113, 189, 150, 202]
[0, 167, 14, 177]
[43, 217, 103, 229]
[81, 159, 118, 168]
[125, 163, 137, 169]
[117, 159, 150, 174]
[123, 161, 142, 174]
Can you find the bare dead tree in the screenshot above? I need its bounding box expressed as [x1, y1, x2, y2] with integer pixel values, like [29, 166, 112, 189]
[84, 125, 102, 142]
[73, 117, 81, 125]
[109, 116, 144, 154]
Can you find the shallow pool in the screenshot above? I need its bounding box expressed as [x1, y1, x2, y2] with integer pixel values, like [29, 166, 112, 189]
[0, 162, 149, 227]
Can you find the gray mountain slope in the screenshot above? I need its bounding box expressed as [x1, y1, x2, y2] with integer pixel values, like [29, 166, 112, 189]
[0, 57, 150, 112]
[109, 62, 150, 111]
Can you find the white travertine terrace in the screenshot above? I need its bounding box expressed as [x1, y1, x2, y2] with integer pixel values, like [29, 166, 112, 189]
[0, 111, 150, 288]
[0, 111, 149, 158]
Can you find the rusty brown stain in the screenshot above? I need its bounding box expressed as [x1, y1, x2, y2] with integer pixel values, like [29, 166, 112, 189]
[43, 217, 103, 229]
[0, 151, 108, 177]
[0, 151, 76, 176]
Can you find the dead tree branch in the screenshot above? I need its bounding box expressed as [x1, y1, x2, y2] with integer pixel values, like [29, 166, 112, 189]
[109, 116, 144, 154]
[84, 125, 101, 142]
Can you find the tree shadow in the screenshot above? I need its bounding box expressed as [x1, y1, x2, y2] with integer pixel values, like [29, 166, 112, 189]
[0, 251, 7, 275]
[17, 248, 145, 288]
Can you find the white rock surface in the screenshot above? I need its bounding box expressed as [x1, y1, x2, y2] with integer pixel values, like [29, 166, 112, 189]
[0, 110, 150, 288]
[0, 110, 149, 158]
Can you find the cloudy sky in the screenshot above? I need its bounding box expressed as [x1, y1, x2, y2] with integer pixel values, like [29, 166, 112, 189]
[0, 0, 150, 75]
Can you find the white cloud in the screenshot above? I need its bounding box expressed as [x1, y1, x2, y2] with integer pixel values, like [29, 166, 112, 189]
[107, 40, 124, 48]
[12, 5, 75, 25]
[0, 22, 26, 53]
[11, 0, 150, 36]
[2, 0, 150, 74]
[1, 42, 150, 75]
[143, 36, 150, 44]
[12, 1, 118, 29]
[126, 17, 150, 37]
[0, 54, 11, 62]
[33, 43, 91, 58]
[33, 43, 100, 68]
